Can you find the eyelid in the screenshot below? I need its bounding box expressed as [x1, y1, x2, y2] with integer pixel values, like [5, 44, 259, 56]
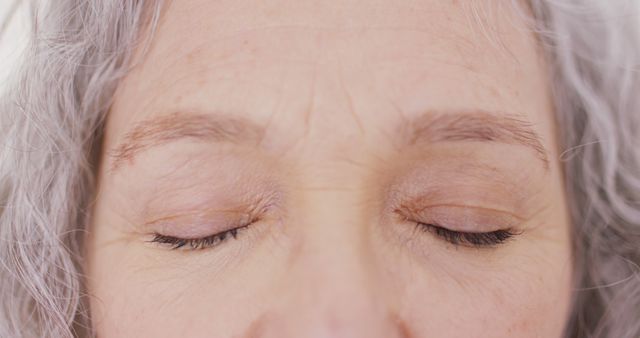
[142, 192, 278, 238]
[149, 223, 251, 250]
[397, 203, 523, 233]
[144, 209, 254, 239]
[393, 203, 524, 249]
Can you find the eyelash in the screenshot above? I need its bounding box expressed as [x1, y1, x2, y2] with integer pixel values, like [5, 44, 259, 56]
[149, 224, 250, 250]
[149, 215, 515, 250]
[416, 222, 517, 248]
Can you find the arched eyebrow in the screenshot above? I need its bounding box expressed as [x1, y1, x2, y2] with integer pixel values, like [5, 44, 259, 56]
[399, 111, 550, 170]
[108, 110, 549, 173]
[109, 112, 265, 172]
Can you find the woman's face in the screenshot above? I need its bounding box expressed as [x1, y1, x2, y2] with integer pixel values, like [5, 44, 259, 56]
[87, 0, 573, 337]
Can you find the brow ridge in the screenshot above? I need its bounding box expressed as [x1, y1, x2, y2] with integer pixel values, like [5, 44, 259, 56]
[109, 110, 550, 173]
[404, 111, 550, 169]
[109, 112, 264, 171]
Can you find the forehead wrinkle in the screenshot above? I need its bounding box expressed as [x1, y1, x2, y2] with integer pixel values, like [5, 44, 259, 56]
[399, 110, 550, 170]
[109, 112, 265, 172]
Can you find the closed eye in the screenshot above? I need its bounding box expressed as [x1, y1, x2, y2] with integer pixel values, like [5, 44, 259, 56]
[416, 222, 518, 248]
[149, 223, 251, 250]
[145, 194, 278, 251]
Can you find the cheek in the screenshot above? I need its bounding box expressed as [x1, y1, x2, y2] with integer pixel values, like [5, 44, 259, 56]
[88, 251, 255, 337]
[400, 252, 572, 338]
[86, 226, 288, 337]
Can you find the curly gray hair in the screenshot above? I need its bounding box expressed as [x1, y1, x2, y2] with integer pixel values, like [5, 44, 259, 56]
[0, 1, 638, 337]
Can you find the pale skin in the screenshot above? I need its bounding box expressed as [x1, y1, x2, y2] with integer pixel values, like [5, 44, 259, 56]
[86, 0, 573, 337]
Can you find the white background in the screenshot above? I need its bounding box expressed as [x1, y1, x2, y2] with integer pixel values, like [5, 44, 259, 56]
[0, 0, 29, 94]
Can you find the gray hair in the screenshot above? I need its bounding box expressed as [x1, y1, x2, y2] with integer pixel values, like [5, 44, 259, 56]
[0, 1, 638, 337]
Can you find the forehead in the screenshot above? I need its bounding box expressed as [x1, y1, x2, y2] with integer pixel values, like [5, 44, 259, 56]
[107, 0, 552, 152]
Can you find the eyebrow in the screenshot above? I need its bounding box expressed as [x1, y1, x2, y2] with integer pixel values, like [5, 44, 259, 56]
[401, 111, 550, 169]
[109, 110, 549, 172]
[109, 112, 265, 171]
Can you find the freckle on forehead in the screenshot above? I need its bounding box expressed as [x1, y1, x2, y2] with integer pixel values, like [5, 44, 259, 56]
[186, 50, 196, 62]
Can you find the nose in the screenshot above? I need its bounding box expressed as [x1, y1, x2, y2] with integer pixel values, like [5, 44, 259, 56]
[246, 193, 411, 338]
[248, 303, 410, 338]
[247, 258, 411, 338]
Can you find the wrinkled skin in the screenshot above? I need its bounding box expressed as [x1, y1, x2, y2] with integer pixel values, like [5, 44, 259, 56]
[87, 1, 573, 337]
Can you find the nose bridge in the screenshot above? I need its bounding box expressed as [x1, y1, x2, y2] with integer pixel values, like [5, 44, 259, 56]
[253, 189, 409, 338]
[292, 186, 376, 290]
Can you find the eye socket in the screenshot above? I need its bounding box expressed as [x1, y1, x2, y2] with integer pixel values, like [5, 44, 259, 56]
[149, 223, 252, 250]
[146, 204, 269, 251]
[145, 191, 280, 251]
[415, 222, 517, 248]
[394, 203, 522, 249]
